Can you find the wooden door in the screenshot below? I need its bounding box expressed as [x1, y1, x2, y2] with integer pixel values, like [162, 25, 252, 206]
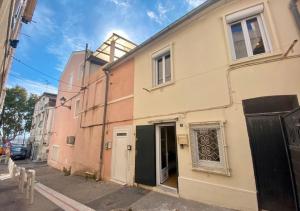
[135, 125, 156, 186]
[112, 127, 130, 183]
[246, 114, 296, 211]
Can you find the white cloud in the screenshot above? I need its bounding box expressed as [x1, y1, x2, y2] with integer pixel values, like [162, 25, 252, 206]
[108, 0, 130, 8]
[16, 4, 57, 59]
[45, 9, 96, 72]
[47, 33, 88, 72]
[185, 0, 206, 8]
[147, 3, 173, 24]
[7, 78, 58, 95]
[18, 3, 90, 73]
[147, 11, 161, 24]
[23, 4, 57, 38]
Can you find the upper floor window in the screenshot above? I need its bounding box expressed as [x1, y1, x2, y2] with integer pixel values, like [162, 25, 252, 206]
[153, 50, 171, 86]
[226, 4, 271, 60]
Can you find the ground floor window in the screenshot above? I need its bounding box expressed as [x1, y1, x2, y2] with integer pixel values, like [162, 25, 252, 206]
[189, 122, 230, 176]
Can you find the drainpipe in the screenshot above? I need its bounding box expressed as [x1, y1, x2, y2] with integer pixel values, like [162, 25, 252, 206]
[290, 0, 300, 31]
[99, 70, 109, 180]
[79, 44, 88, 129]
[99, 40, 115, 180]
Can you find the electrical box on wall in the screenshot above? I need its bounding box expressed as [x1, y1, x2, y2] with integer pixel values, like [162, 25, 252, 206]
[177, 134, 189, 147]
[105, 141, 112, 150]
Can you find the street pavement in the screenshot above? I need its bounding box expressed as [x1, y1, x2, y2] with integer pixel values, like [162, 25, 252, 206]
[0, 162, 61, 211]
[0, 160, 232, 211]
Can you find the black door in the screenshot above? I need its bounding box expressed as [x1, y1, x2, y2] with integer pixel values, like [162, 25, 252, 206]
[283, 108, 300, 209]
[135, 125, 156, 186]
[246, 114, 296, 211]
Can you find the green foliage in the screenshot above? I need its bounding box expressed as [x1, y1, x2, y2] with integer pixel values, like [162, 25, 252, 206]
[0, 86, 38, 142]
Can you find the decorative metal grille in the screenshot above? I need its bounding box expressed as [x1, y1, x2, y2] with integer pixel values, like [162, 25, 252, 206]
[196, 128, 220, 162]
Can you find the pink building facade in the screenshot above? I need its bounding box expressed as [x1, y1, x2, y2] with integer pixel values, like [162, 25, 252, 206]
[102, 59, 134, 182]
[48, 35, 136, 183]
[48, 51, 85, 171]
[71, 60, 106, 176]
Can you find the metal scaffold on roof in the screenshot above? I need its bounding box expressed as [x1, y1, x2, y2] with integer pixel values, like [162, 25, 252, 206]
[93, 33, 137, 63]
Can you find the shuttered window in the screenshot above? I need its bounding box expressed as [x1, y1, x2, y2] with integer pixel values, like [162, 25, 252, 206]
[226, 4, 271, 60]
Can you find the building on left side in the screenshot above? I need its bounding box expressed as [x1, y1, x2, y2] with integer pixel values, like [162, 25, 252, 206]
[29, 92, 57, 161]
[0, 0, 37, 112]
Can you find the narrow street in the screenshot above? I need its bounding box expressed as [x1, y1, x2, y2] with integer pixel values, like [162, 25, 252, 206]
[0, 160, 231, 211]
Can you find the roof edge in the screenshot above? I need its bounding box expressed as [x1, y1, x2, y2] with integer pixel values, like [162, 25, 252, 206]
[104, 0, 221, 70]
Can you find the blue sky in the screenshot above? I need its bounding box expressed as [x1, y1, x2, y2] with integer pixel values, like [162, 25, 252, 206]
[8, 0, 206, 95]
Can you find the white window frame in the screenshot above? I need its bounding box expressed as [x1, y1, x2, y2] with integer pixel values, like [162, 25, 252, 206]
[152, 47, 172, 87]
[189, 121, 230, 176]
[227, 5, 271, 60]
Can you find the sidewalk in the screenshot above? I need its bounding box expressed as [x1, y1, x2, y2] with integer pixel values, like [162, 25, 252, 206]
[1, 161, 232, 211]
[0, 163, 61, 211]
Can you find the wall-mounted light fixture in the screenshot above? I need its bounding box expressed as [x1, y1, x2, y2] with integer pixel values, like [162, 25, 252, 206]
[60, 97, 71, 109]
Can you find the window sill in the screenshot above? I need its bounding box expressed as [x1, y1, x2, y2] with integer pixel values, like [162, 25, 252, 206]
[229, 51, 283, 68]
[150, 81, 175, 92]
[192, 166, 231, 177]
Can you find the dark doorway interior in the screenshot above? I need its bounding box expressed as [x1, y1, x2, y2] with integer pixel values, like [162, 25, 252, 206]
[243, 95, 299, 211]
[160, 125, 178, 189]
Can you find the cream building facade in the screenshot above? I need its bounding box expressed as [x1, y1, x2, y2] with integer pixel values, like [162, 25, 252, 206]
[105, 0, 300, 210]
[30, 92, 57, 161]
[0, 0, 37, 112]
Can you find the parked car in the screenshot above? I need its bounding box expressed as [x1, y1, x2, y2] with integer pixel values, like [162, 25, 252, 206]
[10, 146, 27, 160]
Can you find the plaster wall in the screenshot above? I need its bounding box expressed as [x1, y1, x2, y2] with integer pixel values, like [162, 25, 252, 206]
[132, 0, 300, 210]
[48, 52, 84, 170]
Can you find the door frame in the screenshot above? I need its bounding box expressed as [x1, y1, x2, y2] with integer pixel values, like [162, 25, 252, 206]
[155, 123, 177, 188]
[111, 125, 132, 184]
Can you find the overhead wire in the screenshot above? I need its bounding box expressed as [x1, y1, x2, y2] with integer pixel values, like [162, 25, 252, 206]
[11, 55, 82, 88]
[8, 73, 79, 94]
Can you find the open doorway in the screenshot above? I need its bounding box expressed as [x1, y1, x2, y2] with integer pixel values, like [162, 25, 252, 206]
[156, 123, 178, 190]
